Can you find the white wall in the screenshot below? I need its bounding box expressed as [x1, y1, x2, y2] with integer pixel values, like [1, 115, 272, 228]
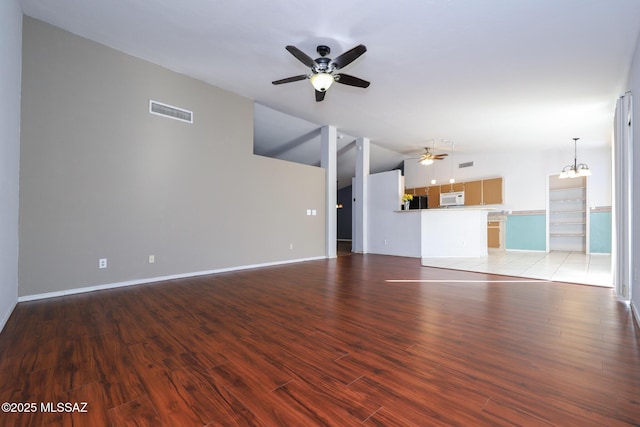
[405, 145, 611, 211]
[367, 170, 421, 257]
[628, 28, 640, 321]
[0, 0, 22, 331]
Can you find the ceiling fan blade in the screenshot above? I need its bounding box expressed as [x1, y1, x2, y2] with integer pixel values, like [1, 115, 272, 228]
[315, 90, 326, 102]
[285, 45, 316, 68]
[334, 73, 370, 88]
[332, 44, 367, 69]
[272, 75, 308, 85]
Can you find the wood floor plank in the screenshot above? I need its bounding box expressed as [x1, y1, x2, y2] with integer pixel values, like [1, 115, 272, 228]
[209, 361, 321, 426]
[108, 396, 162, 427]
[481, 397, 554, 426]
[271, 379, 365, 426]
[1, 254, 639, 426]
[362, 406, 423, 427]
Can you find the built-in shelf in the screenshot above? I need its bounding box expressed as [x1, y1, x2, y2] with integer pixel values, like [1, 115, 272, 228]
[549, 209, 584, 215]
[548, 175, 587, 252]
[549, 186, 587, 193]
[549, 199, 585, 203]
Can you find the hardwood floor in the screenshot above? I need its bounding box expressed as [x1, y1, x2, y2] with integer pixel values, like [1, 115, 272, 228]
[337, 240, 353, 256]
[1, 254, 639, 426]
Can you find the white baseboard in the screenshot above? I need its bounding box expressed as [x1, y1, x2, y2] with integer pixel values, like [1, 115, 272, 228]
[0, 299, 18, 333]
[18, 256, 326, 302]
[632, 300, 640, 328]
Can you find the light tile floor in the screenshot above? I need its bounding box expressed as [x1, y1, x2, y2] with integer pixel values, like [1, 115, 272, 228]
[421, 250, 612, 287]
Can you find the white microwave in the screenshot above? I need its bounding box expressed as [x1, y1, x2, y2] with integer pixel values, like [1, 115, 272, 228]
[440, 191, 465, 206]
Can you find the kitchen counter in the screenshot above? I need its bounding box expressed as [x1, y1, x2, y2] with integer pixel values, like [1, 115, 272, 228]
[395, 208, 493, 258]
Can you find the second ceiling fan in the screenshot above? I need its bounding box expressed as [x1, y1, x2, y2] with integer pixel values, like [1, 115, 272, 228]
[272, 44, 370, 102]
[418, 147, 448, 165]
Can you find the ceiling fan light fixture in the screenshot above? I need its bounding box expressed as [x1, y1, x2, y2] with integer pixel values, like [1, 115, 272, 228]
[310, 73, 334, 92]
[420, 158, 434, 166]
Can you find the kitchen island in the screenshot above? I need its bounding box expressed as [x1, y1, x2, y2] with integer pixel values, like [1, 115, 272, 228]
[364, 170, 496, 259]
[396, 207, 493, 258]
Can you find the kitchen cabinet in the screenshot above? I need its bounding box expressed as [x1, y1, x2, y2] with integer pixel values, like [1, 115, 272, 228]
[413, 186, 429, 196]
[464, 180, 482, 206]
[463, 178, 503, 206]
[406, 177, 503, 208]
[440, 182, 464, 193]
[427, 185, 440, 209]
[482, 178, 503, 205]
[487, 221, 500, 248]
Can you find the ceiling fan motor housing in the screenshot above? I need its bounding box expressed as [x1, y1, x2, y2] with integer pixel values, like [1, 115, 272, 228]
[316, 45, 331, 56]
[313, 57, 332, 73]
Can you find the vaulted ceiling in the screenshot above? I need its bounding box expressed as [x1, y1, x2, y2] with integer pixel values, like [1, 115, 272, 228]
[19, 0, 640, 187]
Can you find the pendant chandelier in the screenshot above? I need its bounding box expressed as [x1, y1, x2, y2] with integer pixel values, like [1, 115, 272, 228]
[559, 138, 591, 179]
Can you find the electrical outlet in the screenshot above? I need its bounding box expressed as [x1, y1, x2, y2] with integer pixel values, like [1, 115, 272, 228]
[149, 255, 155, 264]
[99, 258, 107, 269]
[289, 243, 293, 250]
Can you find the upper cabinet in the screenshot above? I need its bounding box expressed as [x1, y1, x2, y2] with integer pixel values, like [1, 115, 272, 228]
[482, 178, 503, 205]
[440, 182, 464, 193]
[406, 177, 503, 208]
[464, 180, 482, 205]
[427, 185, 440, 209]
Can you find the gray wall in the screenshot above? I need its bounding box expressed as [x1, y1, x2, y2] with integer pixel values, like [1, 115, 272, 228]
[0, 0, 22, 329]
[19, 17, 326, 297]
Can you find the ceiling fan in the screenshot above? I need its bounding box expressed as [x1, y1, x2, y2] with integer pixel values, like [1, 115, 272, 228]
[272, 44, 370, 102]
[417, 147, 448, 165]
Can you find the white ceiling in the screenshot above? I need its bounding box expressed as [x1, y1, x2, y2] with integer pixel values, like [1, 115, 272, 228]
[19, 0, 640, 187]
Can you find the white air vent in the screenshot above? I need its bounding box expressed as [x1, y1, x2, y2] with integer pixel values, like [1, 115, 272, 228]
[459, 161, 474, 168]
[149, 100, 193, 123]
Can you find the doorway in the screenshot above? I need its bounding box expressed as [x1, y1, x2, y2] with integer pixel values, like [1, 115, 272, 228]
[547, 174, 588, 253]
[337, 185, 353, 256]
